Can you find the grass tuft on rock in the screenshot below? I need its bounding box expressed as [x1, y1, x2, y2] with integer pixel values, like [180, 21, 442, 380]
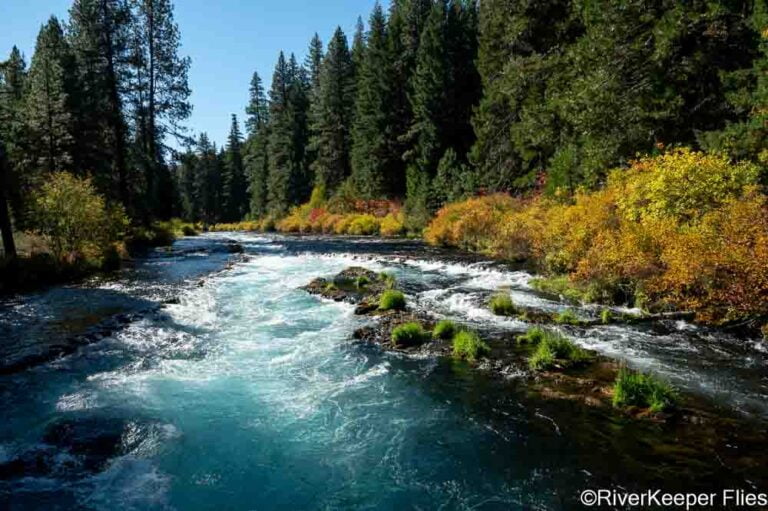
[528, 330, 591, 371]
[600, 309, 614, 324]
[433, 319, 458, 340]
[612, 367, 677, 413]
[391, 322, 430, 347]
[379, 272, 396, 289]
[489, 293, 517, 316]
[517, 326, 547, 344]
[379, 289, 406, 311]
[452, 331, 490, 363]
[553, 309, 582, 325]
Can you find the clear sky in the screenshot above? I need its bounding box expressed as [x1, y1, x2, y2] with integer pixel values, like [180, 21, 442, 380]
[0, 0, 386, 147]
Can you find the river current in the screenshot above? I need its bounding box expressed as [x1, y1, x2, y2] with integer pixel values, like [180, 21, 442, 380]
[1, 233, 766, 510]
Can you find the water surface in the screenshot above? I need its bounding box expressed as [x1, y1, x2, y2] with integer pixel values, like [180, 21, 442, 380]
[1, 233, 766, 510]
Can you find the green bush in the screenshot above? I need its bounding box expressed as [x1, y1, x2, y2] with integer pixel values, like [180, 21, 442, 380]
[528, 330, 590, 370]
[347, 214, 380, 235]
[553, 309, 582, 325]
[379, 289, 406, 311]
[391, 322, 430, 347]
[489, 293, 517, 316]
[452, 330, 490, 362]
[30, 172, 129, 265]
[182, 224, 199, 236]
[433, 319, 458, 340]
[612, 368, 677, 413]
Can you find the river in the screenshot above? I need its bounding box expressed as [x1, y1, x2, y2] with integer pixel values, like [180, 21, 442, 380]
[1, 233, 766, 510]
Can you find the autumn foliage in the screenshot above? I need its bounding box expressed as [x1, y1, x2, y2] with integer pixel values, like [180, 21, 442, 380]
[425, 149, 768, 323]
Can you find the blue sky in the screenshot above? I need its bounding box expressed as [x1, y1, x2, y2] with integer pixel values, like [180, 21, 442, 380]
[0, 0, 386, 147]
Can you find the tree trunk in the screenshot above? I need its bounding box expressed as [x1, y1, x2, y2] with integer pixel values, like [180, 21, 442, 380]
[0, 154, 17, 259]
[101, 0, 129, 209]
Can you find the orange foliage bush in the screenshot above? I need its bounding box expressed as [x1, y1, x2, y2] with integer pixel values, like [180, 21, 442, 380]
[424, 194, 518, 254]
[425, 150, 768, 323]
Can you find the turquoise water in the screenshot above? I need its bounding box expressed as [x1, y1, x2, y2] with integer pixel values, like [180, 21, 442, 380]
[1, 234, 766, 510]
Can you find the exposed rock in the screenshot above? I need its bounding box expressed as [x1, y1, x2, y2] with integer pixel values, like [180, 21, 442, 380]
[226, 242, 244, 253]
[302, 266, 392, 308]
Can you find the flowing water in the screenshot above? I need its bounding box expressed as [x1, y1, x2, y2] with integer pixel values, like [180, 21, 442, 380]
[1, 233, 767, 510]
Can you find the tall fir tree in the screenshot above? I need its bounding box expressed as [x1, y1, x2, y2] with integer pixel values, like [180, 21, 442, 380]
[0, 48, 28, 257]
[222, 114, 247, 221]
[350, 3, 399, 198]
[0, 47, 27, 231]
[386, 0, 432, 195]
[245, 127, 270, 218]
[245, 70, 269, 136]
[23, 17, 79, 179]
[309, 27, 356, 193]
[404, 1, 451, 228]
[266, 52, 310, 214]
[351, 16, 366, 76]
[67, 0, 132, 205]
[128, 0, 191, 218]
[244, 69, 271, 218]
[304, 34, 324, 179]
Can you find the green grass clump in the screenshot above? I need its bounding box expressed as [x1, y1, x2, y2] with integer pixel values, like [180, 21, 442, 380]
[391, 322, 430, 347]
[528, 330, 591, 371]
[612, 368, 677, 413]
[553, 309, 582, 325]
[517, 326, 547, 344]
[379, 289, 406, 311]
[355, 275, 370, 289]
[433, 319, 458, 340]
[379, 272, 396, 289]
[530, 275, 590, 303]
[600, 309, 614, 324]
[452, 331, 490, 363]
[530, 275, 615, 304]
[489, 293, 517, 316]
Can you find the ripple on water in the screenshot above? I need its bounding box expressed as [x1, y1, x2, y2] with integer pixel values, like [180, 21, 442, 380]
[2, 233, 767, 510]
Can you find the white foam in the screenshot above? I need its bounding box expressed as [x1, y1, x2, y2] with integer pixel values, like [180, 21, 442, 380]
[55, 391, 99, 412]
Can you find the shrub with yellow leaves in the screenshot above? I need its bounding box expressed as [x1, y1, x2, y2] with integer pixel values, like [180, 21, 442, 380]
[424, 149, 768, 324]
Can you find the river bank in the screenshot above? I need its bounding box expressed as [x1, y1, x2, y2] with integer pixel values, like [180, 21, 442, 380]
[1, 233, 767, 509]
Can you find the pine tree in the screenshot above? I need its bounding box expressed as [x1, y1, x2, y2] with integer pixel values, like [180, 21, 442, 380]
[0, 136, 15, 258]
[386, 0, 432, 195]
[245, 127, 270, 218]
[350, 3, 399, 198]
[305, 34, 324, 92]
[309, 27, 356, 193]
[245, 70, 269, 136]
[128, 0, 191, 218]
[404, 1, 450, 228]
[222, 114, 247, 221]
[266, 52, 310, 214]
[304, 34, 324, 179]
[0, 47, 26, 257]
[68, 0, 132, 205]
[443, 0, 479, 162]
[195, 133, 222, 224]
[0, 46, 27, 229]
[23, 17, 79, 179]
[351, 16, 366, 76]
